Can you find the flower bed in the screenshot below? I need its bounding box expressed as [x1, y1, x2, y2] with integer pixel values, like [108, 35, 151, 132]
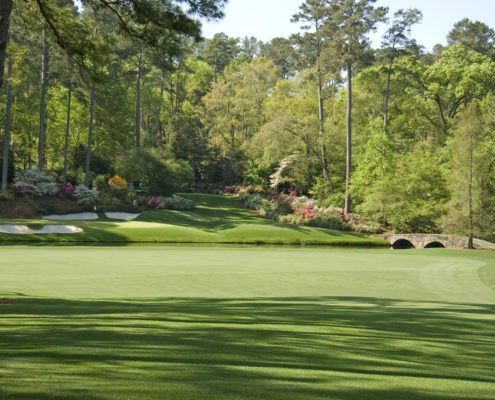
[230, 185, 381, 234]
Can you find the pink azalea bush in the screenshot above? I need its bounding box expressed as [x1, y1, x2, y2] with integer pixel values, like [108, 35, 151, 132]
[64, 182, 75, 195]
[234, 187, 381, 233]
[139, 195, 195, 210]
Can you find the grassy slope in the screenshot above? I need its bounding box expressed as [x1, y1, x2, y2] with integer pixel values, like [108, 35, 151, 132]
[0, 194, 387, 246]
[1, 247, 495, 400]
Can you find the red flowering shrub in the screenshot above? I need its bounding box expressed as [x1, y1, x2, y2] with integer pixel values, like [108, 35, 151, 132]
[64, 182, 75, 195]
[302, 204, 314, 219]
[223, 185, 235, 194]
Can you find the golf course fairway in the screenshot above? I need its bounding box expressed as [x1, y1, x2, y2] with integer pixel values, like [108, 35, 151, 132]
[1, 246, 494, 400]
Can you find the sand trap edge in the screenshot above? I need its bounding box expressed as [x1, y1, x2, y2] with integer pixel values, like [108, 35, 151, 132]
[0, 225, 83, 234]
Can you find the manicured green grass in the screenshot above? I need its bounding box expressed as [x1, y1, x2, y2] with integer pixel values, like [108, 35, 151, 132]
[0, 194, 387, 246]
[1, 247, 494, 399]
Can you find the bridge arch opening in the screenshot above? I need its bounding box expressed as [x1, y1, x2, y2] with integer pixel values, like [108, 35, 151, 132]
[392, 239, 415, 249]
[424, 241, 446, 248]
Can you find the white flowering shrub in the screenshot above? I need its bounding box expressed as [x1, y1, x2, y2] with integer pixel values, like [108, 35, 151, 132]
[74, 184, 99, 206]
[161, 195, 195, 210]
[244, 193, 265, 210]
[270, 153, 299, 189]
[13, 169, 59, 196]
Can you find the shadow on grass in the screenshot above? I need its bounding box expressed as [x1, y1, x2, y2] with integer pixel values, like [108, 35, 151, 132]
[138, 194, 372, 241]
[0, 194, 384, 246]
[0, 221, 128, 245]
[1, 296, 494, 399]
[137, 194, 279, 232]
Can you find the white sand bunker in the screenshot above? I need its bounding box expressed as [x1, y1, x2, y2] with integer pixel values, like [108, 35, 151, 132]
[104, 212, 140, 220]
[43, 212, 98, 220]
[0, 224, 83, 234]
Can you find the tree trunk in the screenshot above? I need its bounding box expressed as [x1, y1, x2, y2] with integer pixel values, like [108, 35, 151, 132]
[62, 81, 72, 186]
[2, 59, 12, 191]
[383, 62, 392, 128]
[157, 70, 166, 143]
[38, 30, 49, 171]
[344, 64, 352, 217]
[316, 54, 330, 191]
[0, 0, 13, 90]
[174, 66, 181, 116]
[135, 48, 142, 148]
[85, 84, 96, 186]
[467, 137, 474, 249]
[169, 79, 174, 116]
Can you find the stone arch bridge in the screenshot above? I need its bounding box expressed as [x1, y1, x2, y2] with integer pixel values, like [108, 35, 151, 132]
[382, 234, 495, 250]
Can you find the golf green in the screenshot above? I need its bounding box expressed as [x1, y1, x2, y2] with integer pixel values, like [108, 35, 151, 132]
[0, 194, 388, 246]
[1, 246, 494, 399]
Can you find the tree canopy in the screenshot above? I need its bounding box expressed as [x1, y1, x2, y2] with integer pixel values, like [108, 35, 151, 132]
[2, 1, 495, 240]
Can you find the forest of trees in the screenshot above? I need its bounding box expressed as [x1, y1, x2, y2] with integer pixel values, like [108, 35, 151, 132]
[1, 0, 495, 240]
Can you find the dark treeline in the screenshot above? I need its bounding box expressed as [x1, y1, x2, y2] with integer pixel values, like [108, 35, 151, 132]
[1, 0, 495, 241]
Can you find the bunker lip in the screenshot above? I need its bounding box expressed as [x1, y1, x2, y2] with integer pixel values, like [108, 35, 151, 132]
[43, 212, 141, 221]
[0, 225, 83, 234]
[43, 212, 98, 220]
[104, 212, 140, 220]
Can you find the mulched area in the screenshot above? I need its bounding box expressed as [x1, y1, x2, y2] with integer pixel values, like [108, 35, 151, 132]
[0, 195, 85, 219]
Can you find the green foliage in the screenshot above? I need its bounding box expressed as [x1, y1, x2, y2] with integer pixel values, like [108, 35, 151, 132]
[359, 144, 449, 233]
[0, 189, 14, 200]
[203, 57, 278, 178]
[447, 18, 495, 58]
[93, 174, 107, 191]
[260, 37, 298, 79]
[96, 192, 121, 211]
[117, 149, 193, 196]
[443, 101, 495, 240]
[423, 44, 495, 123]
[278, 212, 306, 225]
[351, 118, 395, 205]
[199, 32, 240, 77]
[71, 144, 113, 176]
[243, 160, 271, 186]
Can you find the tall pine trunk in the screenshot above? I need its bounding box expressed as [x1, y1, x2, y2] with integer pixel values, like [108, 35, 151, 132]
[38, 30, 49, 170]
[174, 66, 182, 116]
[2, 59, 12, 190]
[0, 0, 12, 90]
[316, 52, 330, 191]
[467, 135, 474, 249]
[85, 84, 96, 186]
[383, 61, 392, 128]
[157, 70, 166, 143]
[62, 80, 72, 186]
[135, 48, 142, 148]
[344, 64, 352, 217]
